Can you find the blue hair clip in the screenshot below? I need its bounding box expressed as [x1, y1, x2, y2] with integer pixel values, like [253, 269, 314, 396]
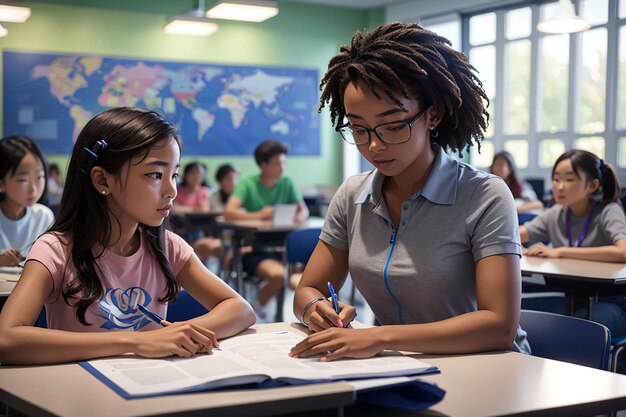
[80, 139, 108, 174]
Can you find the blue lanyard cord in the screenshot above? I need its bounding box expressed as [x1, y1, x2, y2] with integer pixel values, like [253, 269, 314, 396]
[383, 226, 405, 324]
[565, 203, 595, 247]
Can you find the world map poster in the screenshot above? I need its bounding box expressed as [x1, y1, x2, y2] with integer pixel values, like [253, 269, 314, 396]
[3, 50, 320, 155]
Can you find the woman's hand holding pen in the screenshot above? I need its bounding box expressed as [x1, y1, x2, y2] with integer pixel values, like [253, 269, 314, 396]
[132, 321, 219, 358]
[289, 327, 383, 362]
[307, 300, 357, 333]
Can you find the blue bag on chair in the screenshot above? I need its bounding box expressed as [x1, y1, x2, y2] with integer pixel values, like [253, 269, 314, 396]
[355, 378, 445, 412]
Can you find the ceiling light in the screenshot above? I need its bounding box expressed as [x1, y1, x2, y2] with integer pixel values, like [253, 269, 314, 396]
[206, 0, 278, 22]
[164, 1, 218, 36]
[0, 3, 31, 23]
[164, 15, 218, 36]
[0, 24, 7, 37]
[537, 0, 591, 34]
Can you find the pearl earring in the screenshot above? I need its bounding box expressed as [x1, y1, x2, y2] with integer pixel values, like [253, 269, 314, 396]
[101, 190, 107, 195]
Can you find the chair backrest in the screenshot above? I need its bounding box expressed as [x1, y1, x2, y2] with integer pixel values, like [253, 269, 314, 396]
[517, 212, 537, 225]
[284, 227, 322, 265]
[525, 177, 545, 200]
[520, 309, 611, 370]
[166, 289, 208, 322]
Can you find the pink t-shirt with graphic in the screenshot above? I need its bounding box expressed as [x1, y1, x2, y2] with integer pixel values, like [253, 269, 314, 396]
[27, 229, 193, 332]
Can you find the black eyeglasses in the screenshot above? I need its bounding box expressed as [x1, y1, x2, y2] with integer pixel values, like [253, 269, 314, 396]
[337, 109, 425, 146]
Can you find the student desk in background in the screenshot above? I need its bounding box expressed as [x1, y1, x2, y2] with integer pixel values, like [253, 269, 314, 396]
[521, 256, 626, 317]
[4, 321, 626, 417]
[216, 217, 324, 316]
[0, 269, 19, 309]
[169, 211, 223, 242]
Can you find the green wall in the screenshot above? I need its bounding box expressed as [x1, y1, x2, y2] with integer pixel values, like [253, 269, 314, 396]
[0, 1, 384, 187]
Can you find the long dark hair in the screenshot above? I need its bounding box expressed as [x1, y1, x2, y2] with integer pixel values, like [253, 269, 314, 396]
[553, 150, 621, 203]
[50, 107, 181, 325]
[319, 22, 489, 156]
[0, 135, 48, 204]
[491, 151, 523, 198]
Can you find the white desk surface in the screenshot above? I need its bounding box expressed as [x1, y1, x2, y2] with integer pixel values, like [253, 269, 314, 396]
[3, 322, 626, 417]
[218, 217, 324, 233]
[0, 270, 19, 296]
[521, 255, 626, 283]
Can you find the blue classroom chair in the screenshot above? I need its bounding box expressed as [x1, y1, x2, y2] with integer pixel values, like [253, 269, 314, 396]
[520, 309, 611, 370]
[166, 289, 208, 322]
[276, 227, 322, 322]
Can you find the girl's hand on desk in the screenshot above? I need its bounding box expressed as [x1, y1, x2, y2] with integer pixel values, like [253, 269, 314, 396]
[132, 321, 219, 358]
[0, 248, 22, 267]
[307, 301, 356, 333]
[525, 243, 560, 258]
[289, 327, 382, 362]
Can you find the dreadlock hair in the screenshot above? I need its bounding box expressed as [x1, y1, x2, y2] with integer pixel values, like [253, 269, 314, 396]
[319, 22, 489, 156]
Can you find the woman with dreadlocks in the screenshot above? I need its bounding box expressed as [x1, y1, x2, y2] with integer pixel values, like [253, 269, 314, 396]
[290, 23, 529, 361]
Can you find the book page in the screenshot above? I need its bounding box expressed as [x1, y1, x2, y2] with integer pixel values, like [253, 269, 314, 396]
[84, 330, 436, 397]
[220, 331, 437, 382]
[85, 350, 269, 396]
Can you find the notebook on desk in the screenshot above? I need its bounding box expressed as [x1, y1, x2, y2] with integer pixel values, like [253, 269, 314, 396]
[80, 331, 439, 399]
[272, 204, 298, 227]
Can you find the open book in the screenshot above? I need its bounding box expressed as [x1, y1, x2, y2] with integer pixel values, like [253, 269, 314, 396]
[81, 330, 438, 398]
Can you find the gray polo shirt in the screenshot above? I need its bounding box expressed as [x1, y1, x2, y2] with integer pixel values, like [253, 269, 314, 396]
[321, 147, 529, 353]
[524, 202, 626, 247]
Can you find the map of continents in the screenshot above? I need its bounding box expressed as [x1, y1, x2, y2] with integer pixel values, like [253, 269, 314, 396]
[3, 50, 319, 155]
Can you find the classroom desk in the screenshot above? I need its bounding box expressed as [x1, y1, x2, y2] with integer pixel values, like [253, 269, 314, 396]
[216, 217, 324, 320]
[0, 270, 19, 297]
[521, 256, 626, 316]
[169, 211, 224, 241]
[4, 321, 626, 417]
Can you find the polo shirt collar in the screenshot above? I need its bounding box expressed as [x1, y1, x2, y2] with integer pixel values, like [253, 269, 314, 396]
[354, 146, 458, 205]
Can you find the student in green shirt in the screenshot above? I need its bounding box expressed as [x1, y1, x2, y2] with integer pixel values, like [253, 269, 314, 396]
[224, 140, 309, 317]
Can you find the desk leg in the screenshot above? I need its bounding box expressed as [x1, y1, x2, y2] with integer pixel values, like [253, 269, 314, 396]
[230, 235, 245, 298]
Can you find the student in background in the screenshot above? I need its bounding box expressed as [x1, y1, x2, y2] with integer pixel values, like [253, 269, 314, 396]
[173, 161, 221, 265]
[173, 161, 211, 213]
[47, 162, 64, 207]
[290, 22, 529, 361]
[0, 135, 54, 267]
[225, 140, 309, 317]
[490, 151, 543, 213]
[520, 150, 626, 338]
[209, 163, 239, 212]
[490, 151, 544, 214]
[0, 107, 255, 365]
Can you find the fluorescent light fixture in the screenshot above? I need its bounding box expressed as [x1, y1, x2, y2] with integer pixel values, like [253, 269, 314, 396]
[537, 0, 591, 34]
[206, 0, 278, 22]
[164, 16, 219, 36]
[0, 4, 31, 23]
[0, 24, 7, 37]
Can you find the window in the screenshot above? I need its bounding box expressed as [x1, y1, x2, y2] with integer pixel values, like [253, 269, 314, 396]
[539, 35, 569, 133]
[540, 139, 566, 168]
[504, 140, 529, 168]
[466, 0, 622, 182]
[619, 138, 626, 167]
[575, 137, 605, 159]
[470, 140, 494, 168]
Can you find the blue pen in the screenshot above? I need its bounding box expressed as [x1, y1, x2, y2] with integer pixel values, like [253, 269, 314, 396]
[327, 282, 340, 314]
[137, 304, 165, 327]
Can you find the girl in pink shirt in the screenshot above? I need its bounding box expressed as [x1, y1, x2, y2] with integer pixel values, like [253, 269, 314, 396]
[174, 162, 211, 212]
[0, 107, 255, 365]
